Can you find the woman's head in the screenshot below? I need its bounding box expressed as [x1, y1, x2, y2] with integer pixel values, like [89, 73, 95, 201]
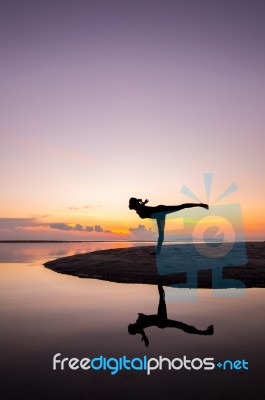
[129, 197, 140, 210]
[128, 323, 139, 335]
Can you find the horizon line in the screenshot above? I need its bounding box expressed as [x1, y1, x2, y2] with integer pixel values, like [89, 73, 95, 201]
[0, 240, 264, 243]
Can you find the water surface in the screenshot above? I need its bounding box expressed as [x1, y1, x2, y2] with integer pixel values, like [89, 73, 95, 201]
[0, 242, 264, 400]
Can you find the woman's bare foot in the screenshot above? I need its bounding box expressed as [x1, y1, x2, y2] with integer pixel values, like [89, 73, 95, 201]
[199, 203, 209, 210]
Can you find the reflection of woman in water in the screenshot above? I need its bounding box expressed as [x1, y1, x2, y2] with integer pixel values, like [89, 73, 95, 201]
[128, 284, 214, 347]
[129, 197, 209, 254]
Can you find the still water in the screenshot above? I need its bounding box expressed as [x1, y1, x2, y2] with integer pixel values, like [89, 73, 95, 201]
[0, 242, 264, 400]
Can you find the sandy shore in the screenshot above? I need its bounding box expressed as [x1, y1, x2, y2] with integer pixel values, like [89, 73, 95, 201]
[44, 242, 265, 288]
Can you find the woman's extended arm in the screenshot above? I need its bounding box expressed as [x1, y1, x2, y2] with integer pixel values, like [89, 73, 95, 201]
[140, 328, 149, 347]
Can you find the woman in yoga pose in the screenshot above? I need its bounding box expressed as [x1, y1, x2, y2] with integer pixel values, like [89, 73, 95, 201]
[128, 284, 214, 347]
[129, 197, 209, 254]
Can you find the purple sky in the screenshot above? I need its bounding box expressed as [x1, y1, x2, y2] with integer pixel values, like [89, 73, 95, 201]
[0, 0, 265, 240]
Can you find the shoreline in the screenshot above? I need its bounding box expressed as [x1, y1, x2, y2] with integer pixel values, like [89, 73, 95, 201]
[44, 242, 265, 289]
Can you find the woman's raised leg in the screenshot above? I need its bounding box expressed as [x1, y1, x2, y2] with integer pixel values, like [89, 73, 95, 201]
[154, 203, 208, 215]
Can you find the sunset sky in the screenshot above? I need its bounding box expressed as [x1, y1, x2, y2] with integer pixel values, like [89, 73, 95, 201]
[1, 0, 264, 241]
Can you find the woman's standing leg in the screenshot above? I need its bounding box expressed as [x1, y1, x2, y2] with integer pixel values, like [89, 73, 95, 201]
[156, 217, 165, 255]
[157, 284, 167, 320]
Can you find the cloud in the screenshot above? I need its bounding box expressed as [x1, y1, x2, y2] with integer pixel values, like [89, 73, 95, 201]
[50, 223, 83, 231]
[50, 223, 111, 233]
[129, 224, 154, 240]
[0, 218, 37, 229]
[73, 224, 83, 231]
[0, 217, 114, 240]
[50, 223, 73, 231]
[68, 205, 102, 211]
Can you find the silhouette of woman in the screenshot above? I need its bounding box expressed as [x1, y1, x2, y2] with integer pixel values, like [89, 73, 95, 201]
[128, 284, 214, 347]
[129, 197, 209, 254]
